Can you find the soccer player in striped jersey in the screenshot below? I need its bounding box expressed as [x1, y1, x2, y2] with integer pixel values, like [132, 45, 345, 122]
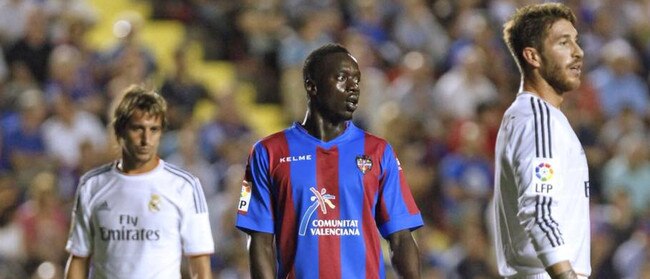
[64, 86, 214, 279]
[235, 44, 423, 279]
[491, 3, 590, 279]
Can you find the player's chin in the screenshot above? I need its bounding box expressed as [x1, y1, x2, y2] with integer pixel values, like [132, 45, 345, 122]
[135, 153, 156, 164]
[341, 111, 354, 121]
[566, 78, 581, 91]
[557, 76, 581, 93]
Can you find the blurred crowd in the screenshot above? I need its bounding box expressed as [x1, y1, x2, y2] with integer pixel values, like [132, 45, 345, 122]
[0, 0, 649, 278]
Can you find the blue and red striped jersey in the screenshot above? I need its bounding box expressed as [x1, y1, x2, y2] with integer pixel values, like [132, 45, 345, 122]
[236, 122, 423, 279]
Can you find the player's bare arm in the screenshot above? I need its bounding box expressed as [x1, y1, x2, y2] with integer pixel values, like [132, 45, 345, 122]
[64, 255, 89, 279]
[547, 261, 578, 279]
[553, 270, 579, 279]
[188, 254, 212, 279]
[249, 231, 275, 279]
[388, 229, 420, 279]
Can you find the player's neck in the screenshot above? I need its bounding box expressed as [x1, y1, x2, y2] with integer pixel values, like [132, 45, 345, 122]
[118, 157, 160, 175]
[301, 112, 347, 142]
[521, 76, 563, 108]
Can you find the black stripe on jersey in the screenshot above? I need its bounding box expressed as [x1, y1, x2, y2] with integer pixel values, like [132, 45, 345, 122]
[543, 197, 564, 245]
[530, 97, 553, 158]
[163, 166, 206, 213]
[530, 98, 540, 158]
[544, 102, 553, 158]
[536, 196, 564, 247]
[73, 188, 83, 215]
[536, 99, 547, 158]
[535, 195, 556, 247]
[546, 197, 564, 245]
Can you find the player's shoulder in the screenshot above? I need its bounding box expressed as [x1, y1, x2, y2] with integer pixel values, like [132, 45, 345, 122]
[353, 126, 395, 159]
[78, 162, 115, 187]
[257, 128, 289, 147]
[360, 129, 390, 147]
[507, 94, 538, 116]
[505, 94, 561, 125]
[160, 162, 207, 203]
[161, 161, 200, 184]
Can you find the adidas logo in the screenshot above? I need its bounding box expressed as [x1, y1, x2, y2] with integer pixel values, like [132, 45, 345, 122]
[97, 201, 111, 211]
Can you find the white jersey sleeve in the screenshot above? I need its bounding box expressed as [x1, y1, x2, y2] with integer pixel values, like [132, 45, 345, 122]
[509, 98, 567, 266]
[66, 164, 114, 257]
[174, 167, 214, 255]
[493, 93, 590, 277]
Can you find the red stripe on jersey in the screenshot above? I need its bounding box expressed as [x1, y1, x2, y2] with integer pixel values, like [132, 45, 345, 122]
[398, 164, 419, 214]
[262, 132, 297, 278]
[377, 159, 391, 224]
[316, 146, 341, 279]
[362, 135, 385, 278]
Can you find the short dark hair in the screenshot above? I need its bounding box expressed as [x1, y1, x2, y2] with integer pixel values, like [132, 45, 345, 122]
[503, 3, 576, 75]
[303, 43, 351, 83]
[112, 85, 168, 138]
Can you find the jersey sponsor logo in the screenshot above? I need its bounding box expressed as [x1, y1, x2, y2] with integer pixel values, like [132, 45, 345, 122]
[279, 154, 312, 163]
[356, 155, 373, 174]
[298, 187, 361, 236]
[99, 214, 161, 241]
[309, 220, 360, 236]
[238, 180, 252, 214]
[148, 194, 161, 212]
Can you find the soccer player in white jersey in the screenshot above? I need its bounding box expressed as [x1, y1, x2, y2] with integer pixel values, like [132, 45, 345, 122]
[492, 3, 590, 279]
[64, 85, 214, 279]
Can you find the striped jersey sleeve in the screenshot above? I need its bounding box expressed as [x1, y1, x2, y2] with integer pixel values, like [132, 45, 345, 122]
[509, 96, 568, 266]
[163, 163, 214, 255]
[235, 137, 276, 234]
[65, 163, 114, 257]
[376, 143, 423, 237]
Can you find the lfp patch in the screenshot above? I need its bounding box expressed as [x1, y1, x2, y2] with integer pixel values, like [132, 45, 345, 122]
[535, 162, 554, 182]
[530, 158, 558, 195]
[238, 180, 252, 214]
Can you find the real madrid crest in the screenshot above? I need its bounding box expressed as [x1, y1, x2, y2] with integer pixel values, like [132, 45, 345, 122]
[356, 155, 373, 174]
[148, 194, 161, 212]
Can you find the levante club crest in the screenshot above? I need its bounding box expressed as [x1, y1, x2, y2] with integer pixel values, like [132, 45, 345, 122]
[356, 155, 373, 174]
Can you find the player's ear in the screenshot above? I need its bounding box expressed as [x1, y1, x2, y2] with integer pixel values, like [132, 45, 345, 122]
[522, 47, 541, 68]
[305, 79, 317, 97]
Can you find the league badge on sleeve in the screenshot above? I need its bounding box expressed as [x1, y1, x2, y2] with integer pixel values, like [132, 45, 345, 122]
[531, 158, 557, 195]
[238, 180, 252, 214]
[535, 162, 554, 182]
[356, 155, 373, 174]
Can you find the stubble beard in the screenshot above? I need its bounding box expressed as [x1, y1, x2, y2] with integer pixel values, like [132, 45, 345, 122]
[541, 58, 581, 94]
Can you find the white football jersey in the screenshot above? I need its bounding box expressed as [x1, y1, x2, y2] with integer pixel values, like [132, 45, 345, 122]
[66, 159, 214, 279]
[491, 92, 591, 278]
